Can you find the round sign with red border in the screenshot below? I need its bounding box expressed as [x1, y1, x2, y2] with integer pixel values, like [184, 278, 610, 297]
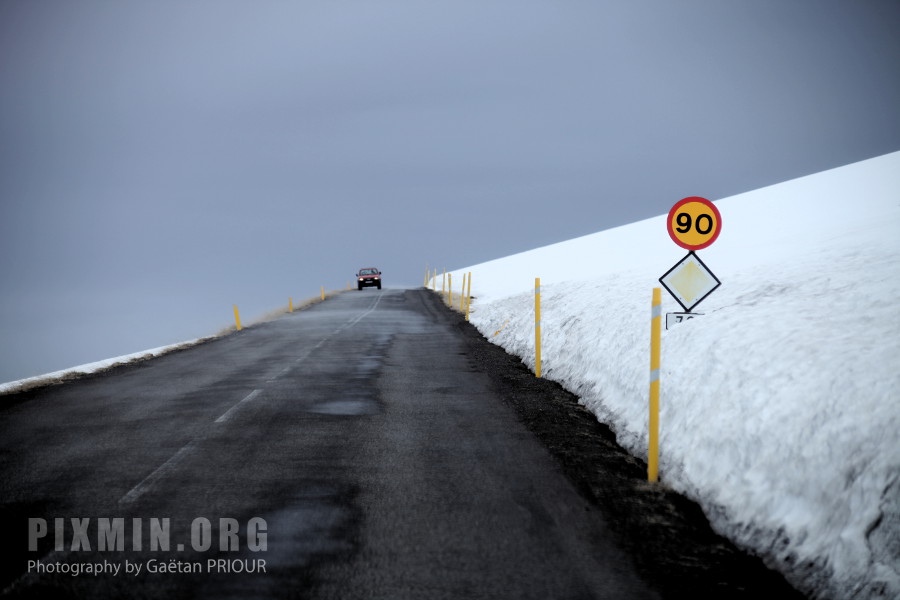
[667, 197, 722, 250]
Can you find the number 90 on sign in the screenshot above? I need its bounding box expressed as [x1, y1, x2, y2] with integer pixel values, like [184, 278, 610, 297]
[667, 197, 722, 250]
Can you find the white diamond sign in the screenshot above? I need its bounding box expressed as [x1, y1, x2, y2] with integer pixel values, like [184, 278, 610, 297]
[659, 251, 721, 312]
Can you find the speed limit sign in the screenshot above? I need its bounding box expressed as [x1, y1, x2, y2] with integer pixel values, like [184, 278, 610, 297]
[667, 197, 722, 250]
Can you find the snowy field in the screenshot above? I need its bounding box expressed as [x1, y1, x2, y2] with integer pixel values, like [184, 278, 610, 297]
[439, 151, 900, 600]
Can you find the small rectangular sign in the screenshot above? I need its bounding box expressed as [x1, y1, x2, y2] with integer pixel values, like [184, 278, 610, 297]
[666, 312, 703, 330]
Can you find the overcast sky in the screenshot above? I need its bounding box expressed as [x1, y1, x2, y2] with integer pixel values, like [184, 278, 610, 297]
[2, 1, 899, 382]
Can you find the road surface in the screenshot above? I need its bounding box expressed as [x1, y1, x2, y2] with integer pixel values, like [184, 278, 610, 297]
[1, 288, 661, 599]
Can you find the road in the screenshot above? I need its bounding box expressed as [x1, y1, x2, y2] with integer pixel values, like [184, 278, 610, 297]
[0, 288, 660, 599]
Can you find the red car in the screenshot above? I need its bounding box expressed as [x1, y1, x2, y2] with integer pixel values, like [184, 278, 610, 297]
[356, 268, 382, 290]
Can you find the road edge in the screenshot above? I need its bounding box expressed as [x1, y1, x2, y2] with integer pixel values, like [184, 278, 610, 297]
[410, 288, 806, 600]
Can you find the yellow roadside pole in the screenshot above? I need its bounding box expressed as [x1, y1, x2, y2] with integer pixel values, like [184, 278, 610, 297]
[289, 297, 293, 313]
[649, 288, 662, 482]
[492, 319, 509, 337]
[432, 269, 437, 291]
[465, 272, 472, 321]
[534, 278, 541, 378]
[233, 305, 242, 331]
[447, 273, 452, 306]
[458, 273, 466, 311]
[424, 264, 429, 287]
[321, 286, 325, 301]
[442, 269, 446, 294]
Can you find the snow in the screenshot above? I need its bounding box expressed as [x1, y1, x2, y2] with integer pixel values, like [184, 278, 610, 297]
[444, 150, 900, 600]
[0, 339, 205, 395]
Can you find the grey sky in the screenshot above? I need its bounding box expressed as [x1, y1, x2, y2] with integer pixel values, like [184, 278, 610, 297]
[2, 1, 899, 382]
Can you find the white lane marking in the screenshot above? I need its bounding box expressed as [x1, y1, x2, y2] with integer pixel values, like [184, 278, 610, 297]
[337, 293, 384, 332]
[118, 441, 197, 505]
[295, 344, 318, 364]
[115, 296, 385, 508]
[215, 389, 262, 424]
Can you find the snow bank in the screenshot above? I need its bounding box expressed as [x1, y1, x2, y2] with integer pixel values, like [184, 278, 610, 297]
[0, 339, 206, 395]
[447, 151, 900, 599]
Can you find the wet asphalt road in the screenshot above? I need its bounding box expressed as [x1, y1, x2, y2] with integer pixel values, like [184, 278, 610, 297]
[0, 288, 658, 599]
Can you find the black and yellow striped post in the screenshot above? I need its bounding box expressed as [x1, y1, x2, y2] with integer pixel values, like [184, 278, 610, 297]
[535, 277, 542, 378]
[648, 288, 662, 482]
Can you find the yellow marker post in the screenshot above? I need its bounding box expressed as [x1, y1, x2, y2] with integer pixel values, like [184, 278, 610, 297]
[233, 305, 242, 331]
[649, 288, 662, 482]
[442, 269, 446, 294]
[465, 272, 472, 321]
[432, 269, 437, 291]
[492, 319, 509, 337]
[458, 273, 466, 311]
[535, 277, 541, 378]
[447, 273, 452, 306]
[321, 286, 325, 301]
[424, 264, 429, 287]
[289, 297, 293, 313]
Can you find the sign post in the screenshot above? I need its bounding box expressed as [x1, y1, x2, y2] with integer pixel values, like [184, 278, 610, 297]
[534, 277, 542, 378]
[661, 196, 723, 326]
[648, 196, 723, 482]
[648, 288, 661, 482]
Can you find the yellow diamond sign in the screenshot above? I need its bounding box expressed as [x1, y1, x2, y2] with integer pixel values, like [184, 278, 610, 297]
[659, 252, 721, 312]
